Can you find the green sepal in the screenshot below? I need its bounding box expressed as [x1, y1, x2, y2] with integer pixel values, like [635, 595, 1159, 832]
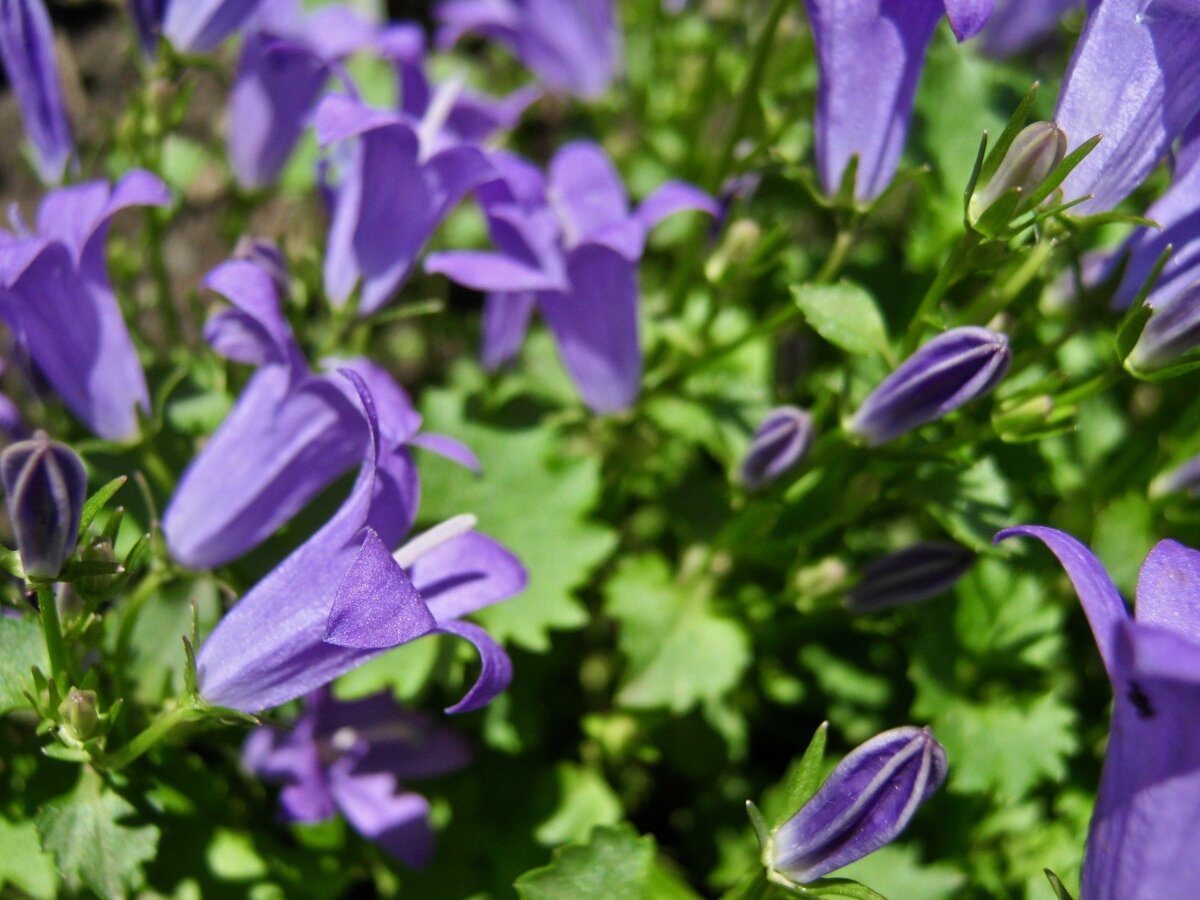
[181, 636, 198, 698]
[971, 187, 1023, 238]
[78, 477, 127, 537]
[962, 131, 989, 222]
[746, 800, 771, 859]
[977, 82, 1039, 186]
[0, 545, 24, 580]
[1027, 134, 1101, 210]
[776, 721, 829, 827]
[1044, 869, 1075, 900]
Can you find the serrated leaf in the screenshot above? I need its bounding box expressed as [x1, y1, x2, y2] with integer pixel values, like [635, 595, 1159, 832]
[922, 457, 1012, 552]
[606, 555, 750, 713]
[0, 615, 47, 714]
[792, 282, 889, 357]
[534, 764, 623, 847]
[0, 817, 58, 898]
[35, 768, 159, 900]
[418, 388, 617, 650]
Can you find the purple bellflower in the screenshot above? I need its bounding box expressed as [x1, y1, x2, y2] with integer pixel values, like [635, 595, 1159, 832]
[163, 251, 478, 570]
[435, 0, 620, 100]
[740, 406, 814, 490]
[847, 326, 1010, 445]
[1, 431, 86, 580]
[0, 0, 73, 184]
[847, 542, 975, 613]
[426, 143, 719, 413]
[0, 171, 170, 441]
[768, 726, 948, 884]
[244, 689, 471, 868]
[980, 0, 1081, 56]
[162, 0, 266, 53]
[196, 370, 526, 714]
[997, 526, 1200, 898]
[1055, 0, 1200, 215]
[127, 0, 166, 55]
[801, 0, 994, 202]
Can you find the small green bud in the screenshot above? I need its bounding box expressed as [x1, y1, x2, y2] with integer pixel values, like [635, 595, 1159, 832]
[78, 538, 121, 597]
[58, 688, 99, 743]
[969, 122, 1067, 224]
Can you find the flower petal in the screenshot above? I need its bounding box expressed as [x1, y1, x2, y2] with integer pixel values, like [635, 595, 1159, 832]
[437, 619, 513, 714]
[0, 0, 72, 183]
[1134, 539, 1200, 645]
[481, 291, 538, 370]
[410, 531, 527, 622]
[548, 141, 630, 244]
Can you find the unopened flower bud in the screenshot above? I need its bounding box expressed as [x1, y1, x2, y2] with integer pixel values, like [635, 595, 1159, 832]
[78, 537, 121, 597]
[848, 542, 975, 613]
[59, 688, 99, 742]
[847, 327, 1010, 446]
[1150, 454, 1200, 499]
[740, 406, 814, 490]
[1127, 281, 1200, 374]
[969, 122, 1067, 223]
[769, 726, 947, 884]
[1, 433, 87, 580]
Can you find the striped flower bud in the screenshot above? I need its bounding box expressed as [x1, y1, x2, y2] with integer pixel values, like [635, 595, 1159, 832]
[848, 327, 1010, 446]
[1127, 281, 1200, 375]
[741, 406, 814, 490]
[1, 432, 86, 580]
[769, 726, 947, 884]
[848, 542, 975, 613]
[969, 121, 1067, 223]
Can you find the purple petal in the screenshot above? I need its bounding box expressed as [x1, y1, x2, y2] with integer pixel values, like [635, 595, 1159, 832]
[163, 0, 266, 53]
[327, 766, 435, 868]
[481, 291, 537, 370]
[445, 85, 538, 144]
[435, 0, 520, 50]
[408, 432, 481, 472]
[942, 0, 995, 39]
[548, 142, 629, 244]
[202, 258, 302, 367]
[802, 0, 943, 200]
[995, 525, 1128, 679]
[1134, 539, 1200, 645]
[128, 0, 167, 56]
[511, 0, 620, 99]
[330, 357, 422, 447]
[410, 531, 527, 622]
[0, 0, 72, 183]
[425, 251, 564, 292]
[542, 243, 641, 413]
[633, 181, 720, 233]
[980, 0, 1080, 56]
[436, 619, 513, 714]
[36, 169, 170, 266]
[1056, 0, 1200, 214]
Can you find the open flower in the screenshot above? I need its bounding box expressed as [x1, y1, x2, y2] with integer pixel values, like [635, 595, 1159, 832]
[0, 171, 170, 441]
[196, 370, 525, 714]
[979, 0, 1080, 57]
[997, 526, 1200, 898]
[164, 250, 478, 570]
[244, 689, 471, 868]
[426, 143, 718, 413]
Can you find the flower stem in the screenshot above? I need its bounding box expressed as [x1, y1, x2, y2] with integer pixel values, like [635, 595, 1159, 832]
[36, 584, 71, 686]
[102, 699, 204, 771]
[905, 230, 982, 352]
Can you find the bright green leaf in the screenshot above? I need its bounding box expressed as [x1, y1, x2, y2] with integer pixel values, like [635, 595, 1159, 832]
[0, 817, 58, 899]
[792, 282, 889, 357]
[0, 615, 47, 714]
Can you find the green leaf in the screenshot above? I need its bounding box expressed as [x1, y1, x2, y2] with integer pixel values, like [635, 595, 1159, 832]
[0, 817, 58, 899]
[0, 614, 47, 714]
[605, 555, 751, 713]
[35, 768, 159, 900]
[775, 722, 829, 827]
[79, 476, 127, 537]
[795, 878, 888, 899]
[515, 824, 699, 900]
[792, 282, 889, 357]
[921, 457, 1012, 553]
[534, 764, 623, 847]
[418, 388, 618, 651]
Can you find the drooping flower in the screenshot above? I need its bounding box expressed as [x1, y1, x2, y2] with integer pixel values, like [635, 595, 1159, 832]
[0, 0, 73, 184]
[768, 726, 948, 884]
[163, 249, 478, 570]
[847, 542, 975, 613]
[847, 326, 1010, 445]
[740, 406, 814, 490]
[801, 0, 995, 202]
[162, 0, 266, 53]
[244, 689, 471, 868]
[996, 526, 1200, 898]
[435, 0, 619, 99]
[0, 431, 85, 580]
[979, 0, 1081, 57]
[196, 370, 525, 714]
[426, 143, 718, 413]
[0, 171, 170, 441]
[1055, 0, 1200, 215]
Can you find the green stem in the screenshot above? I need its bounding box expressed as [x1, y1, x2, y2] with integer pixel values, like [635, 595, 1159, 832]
[813, 225, 858, 285]
[905, 230, 981, 352]
[1056, 366, 1123, 406]
[102, 700, 202, 771]
[36, 585, 72, 686]
[721, 868, 770, 900]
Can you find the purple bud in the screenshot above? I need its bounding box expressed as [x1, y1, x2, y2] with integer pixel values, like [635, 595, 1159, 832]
[848, 542, 975, 613]
[0, 432, 86, 580]
[969, 121, 1067, 222]
[770, 726, 947, 883]
[1127, 281, 1200, 374]
[741, 406, 814, 490]
[848, 327, 1011, 446]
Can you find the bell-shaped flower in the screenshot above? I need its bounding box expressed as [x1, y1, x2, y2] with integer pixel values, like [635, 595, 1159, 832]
[162, 0, 266, 53]
[196, 371, 526, 714]
[0, 171, 169, 441]
[997, 526, 1200, 899]
[848, 542, 975, 613]
[768, 726, 947, 884]
[316, 92, 500, 315]
[435, 0, 619, 99]
[244, 689, 471, 867]
[847, 326, 1010, 445]
[426, 143, 718, 413]
[0, 431, 86, 580]
[801, 0, 994, 202]
[1126, 279, 1200, 374]
[979, 0, 1081, 57]
[0, 0, 73, 184]
[740, 406, 814, 490]
[1055, 0, 1200, 215]
[164, 251, 478, 570]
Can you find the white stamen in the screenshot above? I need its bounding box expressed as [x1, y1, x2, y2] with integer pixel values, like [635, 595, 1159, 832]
[330, 727, 359, 752]
[416, 75, 466, 162]
[393, 513, 477, 568]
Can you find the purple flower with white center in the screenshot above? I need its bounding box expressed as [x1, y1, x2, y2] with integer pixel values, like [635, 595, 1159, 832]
[740, 406, 814, 490]
[196, 370, 525, 714]
[801, 0, 994, 202]
[847, 326, 1010, 446]
[0, 171, 170, 441]
[848, 542, 975, 613]
[426, 143, 719, 413]
[0, 0, 73, 184]
[996, 526, 1200, 899]
[1, 431, 85, 580]
[1055, 0, 1200, 215]
[162, 0, 266, 53]
[435, 0, 619, 99]
[163, 250, 478, 570]
[980, 0, 1081, 57]
[244, 689, 471, 868]
[316, 93, 499, 316]
[768, 726, 947, 884]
